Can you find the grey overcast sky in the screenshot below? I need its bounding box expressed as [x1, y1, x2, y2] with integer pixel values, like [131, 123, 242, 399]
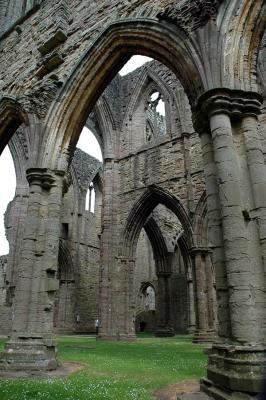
[0, 56, 152, 255]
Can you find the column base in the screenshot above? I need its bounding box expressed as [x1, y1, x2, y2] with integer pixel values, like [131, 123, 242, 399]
[154, 326, 175, 337]
[97, 333, 136, 341]
[187, 326, 196, 334]
[201, 343, 266, 397]
[193, 330, 216, 344]
[0, 335, 58, 371]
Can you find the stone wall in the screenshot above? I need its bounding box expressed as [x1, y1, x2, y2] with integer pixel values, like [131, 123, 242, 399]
[0, 256, 11, 334]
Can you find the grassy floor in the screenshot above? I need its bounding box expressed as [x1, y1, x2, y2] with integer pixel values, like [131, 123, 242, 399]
[0, 334, 207, 400]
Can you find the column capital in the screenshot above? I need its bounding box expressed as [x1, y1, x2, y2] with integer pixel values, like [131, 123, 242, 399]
[193, 88, 263, 134]
[26, 168, 64, 190]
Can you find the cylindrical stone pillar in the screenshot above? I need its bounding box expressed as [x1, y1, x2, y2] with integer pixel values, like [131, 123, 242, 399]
[0, 168, 64, 371]
[194, 251, 208, 332]
[241, 115, 266, 273]
[194, 88, 266, 396]
[205, 252, 216, 332]
[187, 278, 196, 333]
[199, 130, 230, 339]
[155, 273, 174, 337]
[210, 111, 263, 343]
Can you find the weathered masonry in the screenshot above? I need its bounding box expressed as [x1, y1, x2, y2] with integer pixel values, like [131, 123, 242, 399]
[0, 1, 266, 399]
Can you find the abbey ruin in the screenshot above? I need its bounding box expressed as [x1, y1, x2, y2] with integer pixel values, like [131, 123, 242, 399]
[0, 0, 266, 399]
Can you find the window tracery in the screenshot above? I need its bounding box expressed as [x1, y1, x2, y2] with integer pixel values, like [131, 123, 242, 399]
[145, 91, 166, 142]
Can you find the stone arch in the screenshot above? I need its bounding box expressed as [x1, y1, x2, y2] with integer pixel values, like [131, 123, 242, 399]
[92, 97, 117, 159]
[0, 96, 28, 156]
[144, 216, 169, 274]
[58, 238, 75, 282]
[138, 282, 156, 311]
[193, 191, 208, 248]
[122, 185, 193, 259]
[121, 66, 176, 134]
[42, 19, 205, 170]
[8, 125, 30, 186]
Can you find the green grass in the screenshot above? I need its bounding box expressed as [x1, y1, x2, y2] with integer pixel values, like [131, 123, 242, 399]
[0, 335, 207, 400]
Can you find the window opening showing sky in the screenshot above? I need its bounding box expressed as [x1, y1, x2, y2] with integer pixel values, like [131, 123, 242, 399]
[0, 147, 16, 255]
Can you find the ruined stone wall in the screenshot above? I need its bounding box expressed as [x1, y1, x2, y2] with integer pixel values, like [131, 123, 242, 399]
[0, 149, 103, 334]
[0, 256, 11, 334]
[55, 150, 103, 333]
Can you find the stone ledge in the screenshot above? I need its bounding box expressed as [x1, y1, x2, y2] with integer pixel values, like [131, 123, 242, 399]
[0, 361, 85, 379]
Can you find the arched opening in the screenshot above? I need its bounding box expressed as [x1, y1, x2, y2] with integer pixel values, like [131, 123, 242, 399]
[57, 126, 103, 334]
[38, 23, 202, 342]
[42, 19, 204, 169]
[0, 99, 27, 335]
[0, 146, 16, 256]
[122, 185, 193, 259]
[0, 19, 212, 379]
[136, 279, 157, 334]
[122, 188, 194, 337]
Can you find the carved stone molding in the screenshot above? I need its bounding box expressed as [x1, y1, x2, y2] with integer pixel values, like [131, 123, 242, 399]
[26, 168, 57, 190]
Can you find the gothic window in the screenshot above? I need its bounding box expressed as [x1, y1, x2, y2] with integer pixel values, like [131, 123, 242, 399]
[143, 285, 156, 311]
[85, 182, 95, 213]
[146, 91, 166, 141]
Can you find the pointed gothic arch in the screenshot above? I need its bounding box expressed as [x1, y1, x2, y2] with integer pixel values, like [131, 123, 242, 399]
[122, 185, 193, 258]
[144, 216, 169, 274]
[41, 18, 205, 170]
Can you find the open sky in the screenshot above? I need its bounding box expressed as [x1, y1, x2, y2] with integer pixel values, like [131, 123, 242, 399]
[0, 56, 152, 255]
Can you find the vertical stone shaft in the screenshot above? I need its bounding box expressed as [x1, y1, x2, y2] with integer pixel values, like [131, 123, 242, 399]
[210, 112, 262, 343]
[182, 132, 194, 213]
[199, 131, 230, 339]
[98, 159, 115, 338]
[241, 115, 266, 273]
[187, 277, 196, 332]
[155, 273, 174, 336]
[194, 252, 208, 332]
[165, 273, 172, 326]
[99, 159, 136, 339]
[205, 252, 216, 331]
[156, 273, 166, 327]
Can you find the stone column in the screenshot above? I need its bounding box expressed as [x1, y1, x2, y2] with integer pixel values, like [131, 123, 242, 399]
[187, 278, 196, 333]
[194, 89, 266, 397]
[192, 249, 215, 343]
[155, 272, 175, 337]
[198, 129, 230, 340]
[240, 115, 266, 272]
[181, 132, 194, 214]
[187, 261, 196, 334]
[205, 252, 217, 332]
[0, 168, 64, 371]
[210, 111, 263, 343]
[98, 159, 136, 341]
